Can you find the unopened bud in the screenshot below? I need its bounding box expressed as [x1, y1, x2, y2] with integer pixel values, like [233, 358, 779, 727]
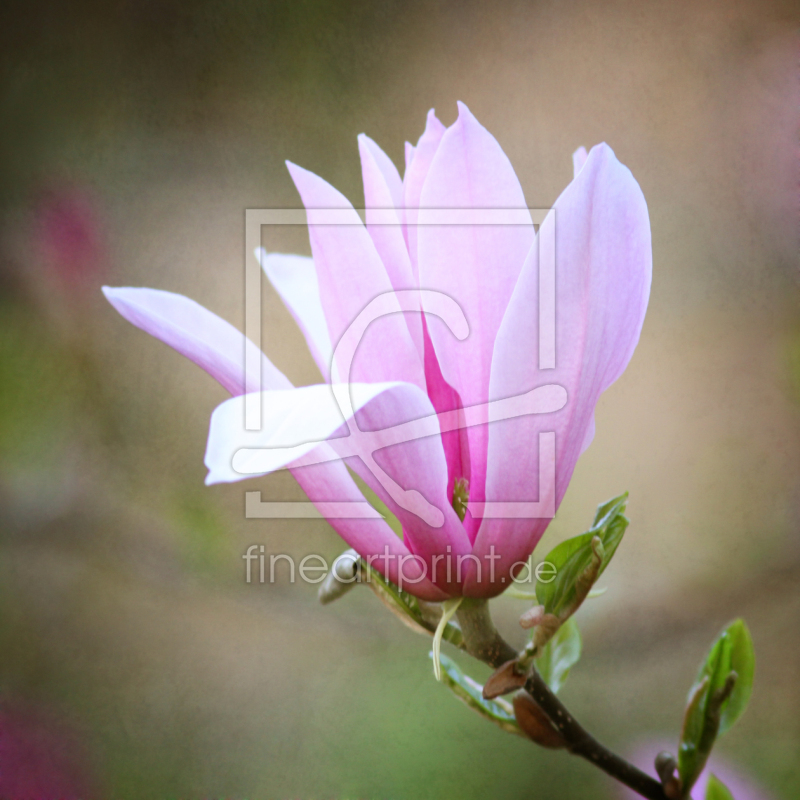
[318, 549, 360, 605]
[655, 751, 677, 782]
[332, 550, 361, 582]
[655, 751, 680, 799]
[519, 604, 546, 630]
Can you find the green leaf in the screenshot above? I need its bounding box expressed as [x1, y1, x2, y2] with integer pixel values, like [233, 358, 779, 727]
[705, 774, 735, 800]
[535, 617, 582, 693]
[691, 618, 755, 734]
[678, 619, 756, 792]
[535, 493, 629, 617]
[431, 652, 523, 737]
[715, 619, 755, 735]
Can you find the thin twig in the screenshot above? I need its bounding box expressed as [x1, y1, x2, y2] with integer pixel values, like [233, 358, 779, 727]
[525, 669, 669, 800]
[455, 600, 669, 800]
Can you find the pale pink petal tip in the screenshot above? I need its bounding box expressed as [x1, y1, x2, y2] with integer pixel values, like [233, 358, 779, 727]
[101, 285, 289, 396]
[404, 141, 415, 171]
[572, 146, 589, 178]
[424, 108, 446, 136]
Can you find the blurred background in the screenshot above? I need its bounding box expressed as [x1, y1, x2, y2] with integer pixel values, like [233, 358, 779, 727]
[1, 0, 798, 797]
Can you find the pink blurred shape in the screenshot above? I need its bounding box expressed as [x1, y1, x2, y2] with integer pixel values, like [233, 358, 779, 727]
[0, 702, 96, 799]
[34, 185, 106, 289]
[618, 738, 775, 800]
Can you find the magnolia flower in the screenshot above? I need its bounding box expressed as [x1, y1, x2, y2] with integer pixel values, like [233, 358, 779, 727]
[103, 103, 651, 601]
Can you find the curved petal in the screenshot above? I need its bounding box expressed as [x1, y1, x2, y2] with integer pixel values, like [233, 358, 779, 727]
[102, 286, 289, 394]
[256, 248, 333, 381]
[291, 460, 447, 601]
[579, 413, 596, 455]
[422, 318, 470, 507]
[358, 135, 424, 362]
[402, 108, 446, 279]
[102, 286, 445, 598]
[358, 133, 403, 210]
[205, 382, 399, 482]
[404, 141, 416, 173]
[466, 143, 652, 596]
[205, 380, 472, 593]
[341, 381, 473, 594]
[286, 162, 425, 393]
[572, 146, 588, 178]
[418, 102, 535, 540]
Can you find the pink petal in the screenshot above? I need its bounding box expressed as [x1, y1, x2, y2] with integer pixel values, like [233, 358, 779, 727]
[422, 318, 470, 508]
[293, 460, 447, 601]
[402, 109, 446, 280]
[103, 286, 444, 598]
[102, 286, 289, 394]
[417, 102, 535, 540]
[286, 162, 425, 392]
[358, 135, 424, 362]
[579, 413, 596, 455]
[205, 380, 472, 594]
[572, 146, 588, 178]
[256, 249, 333, 381]
[466, 143, 651, 596]
[358, 133, 403, 210]
[404, 141, 416, 172]
[341, 381, 473, 592]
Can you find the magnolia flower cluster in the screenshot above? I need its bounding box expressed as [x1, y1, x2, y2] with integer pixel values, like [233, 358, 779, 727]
[104, 103, 651, 601]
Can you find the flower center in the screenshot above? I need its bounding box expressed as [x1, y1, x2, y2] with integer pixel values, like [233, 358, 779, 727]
[452, 477, 470, 523]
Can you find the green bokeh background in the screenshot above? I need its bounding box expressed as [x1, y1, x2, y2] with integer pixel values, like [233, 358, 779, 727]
[1, 0, 798, 797]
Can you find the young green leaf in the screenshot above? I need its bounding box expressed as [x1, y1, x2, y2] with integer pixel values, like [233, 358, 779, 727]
[535, 617, 582, 693]
[535, 493, 629, 617]
[705, 774, 735, 800]
[678, 619, 755, 792]
[431, 652, 523, 737]
[715, 619, 755, 735]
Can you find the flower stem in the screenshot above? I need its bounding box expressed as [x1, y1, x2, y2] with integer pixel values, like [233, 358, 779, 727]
[455, 599, 670, 800]
[456, 598, 519, 667]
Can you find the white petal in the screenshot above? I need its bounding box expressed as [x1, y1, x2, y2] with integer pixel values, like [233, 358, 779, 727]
[257, 248, 334, 381]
